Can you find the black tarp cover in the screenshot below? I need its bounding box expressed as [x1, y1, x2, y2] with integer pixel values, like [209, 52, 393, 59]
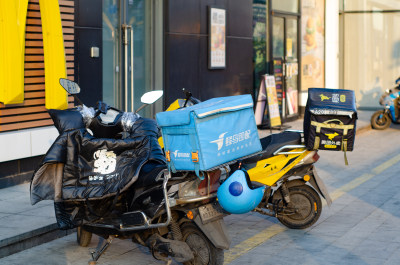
[30, 118, 166, 205]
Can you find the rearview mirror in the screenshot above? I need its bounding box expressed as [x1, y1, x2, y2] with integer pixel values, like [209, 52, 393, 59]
[141, 90, 163, 104]
[59, 78, 81, 94]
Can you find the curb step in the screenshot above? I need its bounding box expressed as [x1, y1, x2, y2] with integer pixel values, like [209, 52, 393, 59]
[0, 223, 75, 258]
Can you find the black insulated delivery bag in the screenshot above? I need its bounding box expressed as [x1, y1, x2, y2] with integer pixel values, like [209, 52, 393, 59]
[304, 88, 357, 164]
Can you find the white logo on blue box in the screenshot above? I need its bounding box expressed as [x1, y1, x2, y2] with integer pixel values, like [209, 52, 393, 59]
[173, 150, 190, 160]
[210, 132, 228, 151]
[210, 130, 251, 151]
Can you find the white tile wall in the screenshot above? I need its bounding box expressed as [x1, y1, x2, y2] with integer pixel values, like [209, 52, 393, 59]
[0, 126, 58, 162]
[325, 0, 339, 89]
[31, 127, 59, 157]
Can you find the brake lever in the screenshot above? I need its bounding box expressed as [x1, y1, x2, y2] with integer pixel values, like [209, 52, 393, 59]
[99, 102, 108, 114]
[94, 101, 109, 117]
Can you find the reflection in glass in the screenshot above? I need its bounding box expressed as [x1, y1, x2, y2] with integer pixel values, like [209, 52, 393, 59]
[127, 0, 150, 114]
[102, 0, 120, 107]
[272, 17, 284, 58]
[253, 0, 267, 91]
[271, 0, 298, 13]
[286, 19, 298, 59]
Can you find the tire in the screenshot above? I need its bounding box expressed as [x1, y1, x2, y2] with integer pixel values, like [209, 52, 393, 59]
[181, 222, 224, 265]
[77, 226, 92, 247]
[277, 185, 322, 229]
[371, 110, 391, 130]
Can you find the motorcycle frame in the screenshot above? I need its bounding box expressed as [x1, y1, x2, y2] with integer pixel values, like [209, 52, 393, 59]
[85, 169, 172, 232]
[83, 169, 220, 232]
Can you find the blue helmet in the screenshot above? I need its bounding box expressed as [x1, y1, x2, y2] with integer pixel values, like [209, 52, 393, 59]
[217, 170, 265, 214]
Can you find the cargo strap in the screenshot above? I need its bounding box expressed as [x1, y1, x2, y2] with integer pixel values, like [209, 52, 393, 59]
[311, 119, 354, 165]
[163, 127, 203, 179]
[342, 138, 349, 165]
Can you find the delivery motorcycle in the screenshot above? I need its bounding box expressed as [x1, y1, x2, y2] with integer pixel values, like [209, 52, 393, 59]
[30, 79, 230, 265]
[162, 93, 332, 230]
[371, 77, 400, 130]
[239, 130, 332, 229]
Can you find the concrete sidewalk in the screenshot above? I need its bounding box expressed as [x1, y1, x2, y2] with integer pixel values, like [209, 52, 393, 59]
[0, 110, 374, 258]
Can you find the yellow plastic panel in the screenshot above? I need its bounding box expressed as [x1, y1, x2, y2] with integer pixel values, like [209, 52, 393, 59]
[16, 0, 29, 45]
[40, 0, 68, 110]
[0, 0, 28, 105]
[247, 150, 309, 186]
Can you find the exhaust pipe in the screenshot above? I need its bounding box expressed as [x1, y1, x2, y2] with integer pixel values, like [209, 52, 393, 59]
[146, 234, 194, 263]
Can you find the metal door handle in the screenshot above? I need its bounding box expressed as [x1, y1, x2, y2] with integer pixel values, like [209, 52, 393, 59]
[130, 26, 134, 112]
[122, 24, 134, 112]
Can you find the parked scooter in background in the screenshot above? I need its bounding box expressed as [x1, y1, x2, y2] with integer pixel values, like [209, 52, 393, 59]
[31, 79, 230, 265]
[371, 77, 400, 130]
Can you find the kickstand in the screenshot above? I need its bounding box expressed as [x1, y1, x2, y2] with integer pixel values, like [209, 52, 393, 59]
[88, 236, 113, 265]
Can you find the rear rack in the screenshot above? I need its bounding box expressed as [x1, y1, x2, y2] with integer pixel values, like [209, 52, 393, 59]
[273, 145, 307, 155]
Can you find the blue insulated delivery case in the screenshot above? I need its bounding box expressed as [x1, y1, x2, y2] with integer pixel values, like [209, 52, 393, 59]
[156, 95, 262, 174]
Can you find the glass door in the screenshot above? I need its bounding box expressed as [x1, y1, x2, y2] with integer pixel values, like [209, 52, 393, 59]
[102, 0, 163, 116]
[285, 18, 299, 117]
[271, 14, 299, 120]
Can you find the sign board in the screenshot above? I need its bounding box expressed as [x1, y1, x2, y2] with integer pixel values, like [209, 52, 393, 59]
[255, 75, 282, 128]
[209, 7, 226, 69]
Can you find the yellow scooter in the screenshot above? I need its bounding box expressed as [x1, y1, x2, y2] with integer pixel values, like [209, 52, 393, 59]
[160, 92, 331, 229]
[241, 130, 332, 229]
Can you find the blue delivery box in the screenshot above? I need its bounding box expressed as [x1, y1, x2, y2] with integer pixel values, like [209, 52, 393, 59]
[156, 95, 262, 175]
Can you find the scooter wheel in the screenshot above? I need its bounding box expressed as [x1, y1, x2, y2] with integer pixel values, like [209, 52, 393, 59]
[371, 110, 391, 130]
[181, 222, 224, 265]
[77, 226, 92, 247]
[277, 185, 322, 229]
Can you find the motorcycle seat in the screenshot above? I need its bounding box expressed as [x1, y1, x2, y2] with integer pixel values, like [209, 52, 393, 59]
[134, 161, 167, 189]
[243, 131, 302, 164]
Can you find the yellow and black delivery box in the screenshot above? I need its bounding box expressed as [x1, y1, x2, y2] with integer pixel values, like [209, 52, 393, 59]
[304, 88, 357, 163]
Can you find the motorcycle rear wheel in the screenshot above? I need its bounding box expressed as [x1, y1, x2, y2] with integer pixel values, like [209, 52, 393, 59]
[181, 223, 224, 265]
[77, 226, 92, 247]
[371, 110, 391, 130]
[277, 185, 322, 229]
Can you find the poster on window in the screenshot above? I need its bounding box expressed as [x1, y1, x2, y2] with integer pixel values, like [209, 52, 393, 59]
[209, 7, 226, 69]
[301, 0, 325, 92]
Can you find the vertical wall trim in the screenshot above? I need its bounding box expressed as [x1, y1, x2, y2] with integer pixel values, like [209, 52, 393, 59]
[325, 0, 339, 88]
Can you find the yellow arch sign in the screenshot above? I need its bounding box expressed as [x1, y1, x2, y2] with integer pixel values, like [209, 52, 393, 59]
[0, 0, 68, 110]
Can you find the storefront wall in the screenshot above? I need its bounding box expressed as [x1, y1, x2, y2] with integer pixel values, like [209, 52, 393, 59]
[164, 0, 254, 106]
[0, 0, 75, 188]
[341, 0, 400, 109]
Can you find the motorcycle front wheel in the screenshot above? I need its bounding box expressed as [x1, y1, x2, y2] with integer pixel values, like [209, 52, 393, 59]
[277, 185, 322, 229]
[371, 110, 391, 130]
[181, 222, 224, 265]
